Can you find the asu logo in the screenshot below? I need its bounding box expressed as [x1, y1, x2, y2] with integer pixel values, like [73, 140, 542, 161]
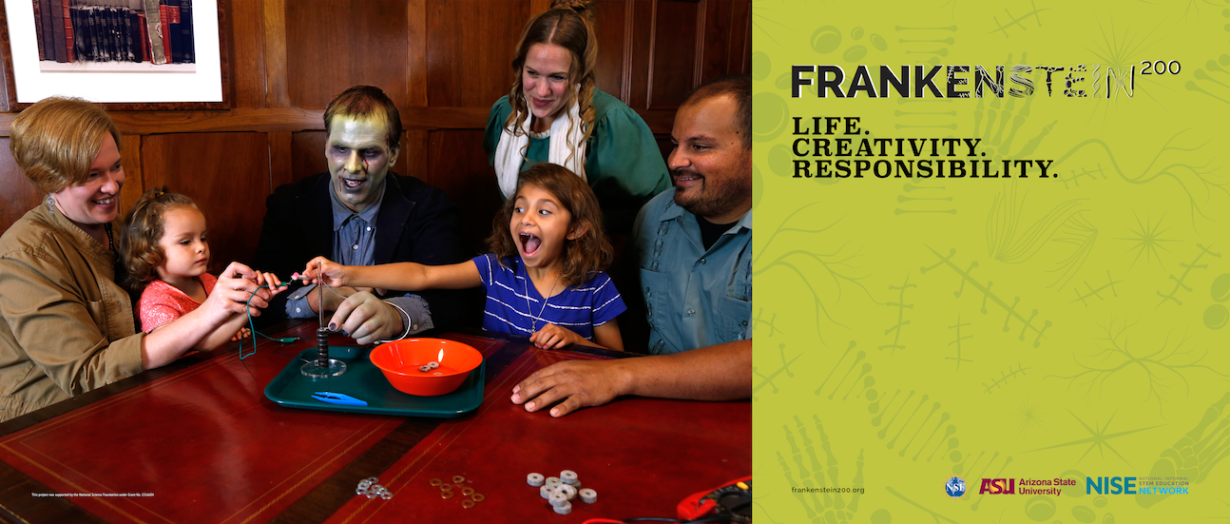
[979, 478, 1016, 494]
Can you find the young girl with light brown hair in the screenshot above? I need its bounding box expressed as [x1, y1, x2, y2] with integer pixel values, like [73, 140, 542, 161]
[302, 163, 626, 350]
[120, 187, 285, 346]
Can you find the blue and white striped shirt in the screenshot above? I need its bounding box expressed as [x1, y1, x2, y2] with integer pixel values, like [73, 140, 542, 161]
[472, 254, 625, 340]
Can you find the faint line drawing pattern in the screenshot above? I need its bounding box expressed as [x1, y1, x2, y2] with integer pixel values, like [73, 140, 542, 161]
[756, 203, 881, 344]
[879, 274, 915, 354]
[1119, 212, 1180, 268]
[753, 307, 784, 338]
[1137, 392, 1230, 509]
[1084, 17, 1168, 119]
[982, 363, 1031, 394]
[971, 52, 1056, 164]
[1158, 244, 1221, 306]
[1061, 164, 1107, 189]
[1048, 319, 1230, 416]
[985, 184, 1096, 290]
[897, 401, 942, 458]
[885, 486, 964, 523]
[1187, 54, 1230, 105]
[754, 343, 803, 401]
[1016, 398, 1046, 436]
[946, 314, 974, 369]
[1204, 273, 1230, 330]
[895, 183, 955, 215]
[779, 416, 864, 523]
[921, 247, 1053, 347]
[1050, 132, 1230, 229]
[1071, 271, 1122, 307]
[989, 0, 1046, 37]
[1028, 410, 1163, 466]
[815, 341, 861, 398]
[895, 24, 957, 69]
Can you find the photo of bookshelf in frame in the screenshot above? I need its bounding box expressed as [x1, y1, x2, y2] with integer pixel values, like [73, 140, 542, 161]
[0, 0, 227, 110]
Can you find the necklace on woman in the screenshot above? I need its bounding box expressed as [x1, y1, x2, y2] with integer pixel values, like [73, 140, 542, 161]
[524, 271, 560, 332]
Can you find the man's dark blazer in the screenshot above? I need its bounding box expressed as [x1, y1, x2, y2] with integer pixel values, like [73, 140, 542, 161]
[253, 172, 477, 330]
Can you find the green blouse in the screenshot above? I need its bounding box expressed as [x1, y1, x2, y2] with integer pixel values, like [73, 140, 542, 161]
[484, 89, 671, 236]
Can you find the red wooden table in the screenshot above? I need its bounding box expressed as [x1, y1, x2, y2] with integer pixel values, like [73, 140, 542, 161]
[0, 322, 750, 523]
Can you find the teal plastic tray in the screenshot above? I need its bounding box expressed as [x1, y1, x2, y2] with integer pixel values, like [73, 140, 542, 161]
[263, 346, 485, 417]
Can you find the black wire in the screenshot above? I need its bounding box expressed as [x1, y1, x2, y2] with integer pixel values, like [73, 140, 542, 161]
[623, 514, 740, 524]
[685, 516, 732, 524]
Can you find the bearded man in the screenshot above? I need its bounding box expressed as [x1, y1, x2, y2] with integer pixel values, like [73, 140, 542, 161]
[511, 75, 753, 417]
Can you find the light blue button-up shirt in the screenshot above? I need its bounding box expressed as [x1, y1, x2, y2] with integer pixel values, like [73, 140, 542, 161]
[633, 190, 752, 355]
[285, 184, 432, 334]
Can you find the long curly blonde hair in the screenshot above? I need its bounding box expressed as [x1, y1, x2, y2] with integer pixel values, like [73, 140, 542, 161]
[504, 0, 598, 168]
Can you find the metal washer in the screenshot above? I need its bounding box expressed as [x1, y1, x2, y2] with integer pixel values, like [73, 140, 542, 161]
[527, 472, 545, 487]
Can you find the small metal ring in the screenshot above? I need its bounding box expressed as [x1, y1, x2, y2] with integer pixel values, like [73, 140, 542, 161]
[461, 487, 475, 496]
[461, 499, 475, 509]
[440, 484, 453, 491]
[429, 478, 443, 486]
[471, 493, 485, 502]
[452, 475, 466, 484]
[441, 491, 455, 499]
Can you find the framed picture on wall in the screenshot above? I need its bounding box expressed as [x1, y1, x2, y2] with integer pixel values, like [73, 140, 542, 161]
[0, 0, 228, 110]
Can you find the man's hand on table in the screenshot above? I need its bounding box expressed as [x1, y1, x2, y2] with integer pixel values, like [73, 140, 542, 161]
[510, 360, 630, 417]
[511, 340, 753, 417]
[326, 291, 404, 345]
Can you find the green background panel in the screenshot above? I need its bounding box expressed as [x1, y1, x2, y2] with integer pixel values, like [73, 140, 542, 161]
[752, 1, 1230, 523]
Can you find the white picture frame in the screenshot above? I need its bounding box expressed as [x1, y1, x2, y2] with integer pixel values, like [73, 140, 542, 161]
[1, 0, 225, 107]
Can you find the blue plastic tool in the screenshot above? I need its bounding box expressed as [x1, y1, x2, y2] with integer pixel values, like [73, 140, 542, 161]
[312, 392, 368, 406]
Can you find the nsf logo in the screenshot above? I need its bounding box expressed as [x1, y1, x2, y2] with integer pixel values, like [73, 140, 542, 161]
[945, 476, 967, 498]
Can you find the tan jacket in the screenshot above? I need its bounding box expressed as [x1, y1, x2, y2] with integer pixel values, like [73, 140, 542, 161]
[0, 203, 145, 420]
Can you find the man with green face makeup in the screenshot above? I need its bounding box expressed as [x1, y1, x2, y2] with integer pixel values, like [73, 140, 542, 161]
[254, 86, 473, 343]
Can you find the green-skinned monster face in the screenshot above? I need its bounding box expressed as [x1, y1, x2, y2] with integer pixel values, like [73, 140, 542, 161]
[325, 116, 398, 213]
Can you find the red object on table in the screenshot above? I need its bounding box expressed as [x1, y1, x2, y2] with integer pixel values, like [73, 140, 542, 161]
[326, 346, 751, 523]
[0, 326, 750, 523]
[370, 338, 484, 396]
[676, 475, 753, 520]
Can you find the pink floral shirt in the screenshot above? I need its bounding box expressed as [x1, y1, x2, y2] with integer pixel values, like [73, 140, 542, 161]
[137, 274, 218, 333]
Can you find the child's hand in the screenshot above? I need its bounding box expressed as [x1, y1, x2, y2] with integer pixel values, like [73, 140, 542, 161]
[253, 271, 287, 297]
[529, 324, 586, 350]
[230, 327, 252, 342]
[301, 257, 348, 288]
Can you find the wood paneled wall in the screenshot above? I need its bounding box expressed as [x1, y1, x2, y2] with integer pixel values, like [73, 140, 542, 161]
[0, 0, 750, 274]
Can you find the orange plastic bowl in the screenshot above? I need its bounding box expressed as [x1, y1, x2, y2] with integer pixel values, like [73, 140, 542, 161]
[370, 338, 483, 396]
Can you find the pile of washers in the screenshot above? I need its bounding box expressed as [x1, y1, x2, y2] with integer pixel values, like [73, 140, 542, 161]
[430, 476, 485, 509]
[418, 361, 441, 373]
[355, 477, 392, 499]
[527, 470, 597, 515]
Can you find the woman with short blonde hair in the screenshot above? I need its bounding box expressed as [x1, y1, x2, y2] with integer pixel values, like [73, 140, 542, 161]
[0, 97, 275, 421]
